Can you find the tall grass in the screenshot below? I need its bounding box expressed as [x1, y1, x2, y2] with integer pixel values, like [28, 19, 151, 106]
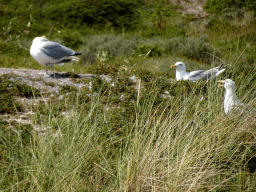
[1, 0, 256, 191]
[1, 78, 255, 191]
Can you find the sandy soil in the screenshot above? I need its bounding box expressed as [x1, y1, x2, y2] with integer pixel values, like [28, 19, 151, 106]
[169, 0, 209, 18]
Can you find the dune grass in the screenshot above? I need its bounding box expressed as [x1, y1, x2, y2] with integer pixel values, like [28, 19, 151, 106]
[1, 75, 256, 191]
[1, 0, 256, 191]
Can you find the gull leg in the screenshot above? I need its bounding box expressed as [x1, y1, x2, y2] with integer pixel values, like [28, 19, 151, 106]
[44, 66, 48, 76]
[50, 65, 55, 78]
[44, 66, 50, 77]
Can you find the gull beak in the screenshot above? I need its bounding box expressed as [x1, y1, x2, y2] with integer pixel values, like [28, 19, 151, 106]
[218, 80, 225, 87]
[41, 35, 47, 38]
[170, 65, 177, 69]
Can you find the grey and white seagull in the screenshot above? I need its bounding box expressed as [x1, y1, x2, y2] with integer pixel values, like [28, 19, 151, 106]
[218, 79, 256, 115]
[30, 36, 82, 75]
[170, 62, 226, 82]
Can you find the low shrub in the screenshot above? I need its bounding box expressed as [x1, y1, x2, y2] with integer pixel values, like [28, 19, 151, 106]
[59, 31, 84, 50]
[167, 35, 221, 64]
[204, 0, 256, 15]
[43, 0, 143, 30]
[133, 44, 164, 57]
[207, 18, 238, 33]
[221, 8, 245, 20]
[81, 34, 138, 64]
[79, 34, 221, 65]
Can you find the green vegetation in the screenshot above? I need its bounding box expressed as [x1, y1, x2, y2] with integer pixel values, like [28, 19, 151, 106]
[1, 0, 256, 191]
[0, 75, 39, 114]
[204, 0, 256, 14]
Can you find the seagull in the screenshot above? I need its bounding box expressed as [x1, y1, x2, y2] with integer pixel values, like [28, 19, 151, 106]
[170, 62, 226, 82]
[30, 36, 82, 75]
[218, 79, 256, 115]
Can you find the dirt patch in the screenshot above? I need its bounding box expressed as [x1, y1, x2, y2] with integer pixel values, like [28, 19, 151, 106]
[0, 68, 111, 135]
[0, 68, 114, 94]
[0, 68, 141, 135]
[169, 0, 209, 18]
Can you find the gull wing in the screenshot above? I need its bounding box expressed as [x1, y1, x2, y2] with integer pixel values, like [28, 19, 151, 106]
[200, 68, 219, 79]
[186, 70, 207, 81]
[188, 68, 220, 81]
[40, 41, 75, 60]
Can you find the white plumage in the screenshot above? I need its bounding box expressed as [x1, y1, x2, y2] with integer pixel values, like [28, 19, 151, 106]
[218, 79, 256, 115]
[30, 36, 82, 75]
[171, 62, 225, 82]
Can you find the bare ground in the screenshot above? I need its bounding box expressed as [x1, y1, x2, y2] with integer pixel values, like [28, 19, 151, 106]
[169, 0, 209, 18]
[0, 68, 113, 135]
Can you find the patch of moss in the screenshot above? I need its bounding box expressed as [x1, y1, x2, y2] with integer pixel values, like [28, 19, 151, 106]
[64, 71, 80, 78]
[0, 75, 39, 114]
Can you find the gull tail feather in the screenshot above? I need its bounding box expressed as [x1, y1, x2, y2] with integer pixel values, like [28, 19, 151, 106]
[216, 68, 225, 76]
[70, 56, 81, 61]
[217, 63, 228, 69]
[74, 52, 83, 55]
[60, 56, 81, 63]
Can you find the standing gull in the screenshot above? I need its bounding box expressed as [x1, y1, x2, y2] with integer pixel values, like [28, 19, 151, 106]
[30, 36, 82, 75]
[218, 79, 256, 115]
[170, 62, 226, 82]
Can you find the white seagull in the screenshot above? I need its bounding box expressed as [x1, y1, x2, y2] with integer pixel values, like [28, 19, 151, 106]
[218, 79, 256, 115]
[170, 62, 226, 82]
[30, 36, 82, 75]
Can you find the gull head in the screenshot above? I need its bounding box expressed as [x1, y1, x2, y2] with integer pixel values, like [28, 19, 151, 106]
[170, 62, 186, 72]
[32, 36, 48, 45]
[218, 79, 235, 91]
